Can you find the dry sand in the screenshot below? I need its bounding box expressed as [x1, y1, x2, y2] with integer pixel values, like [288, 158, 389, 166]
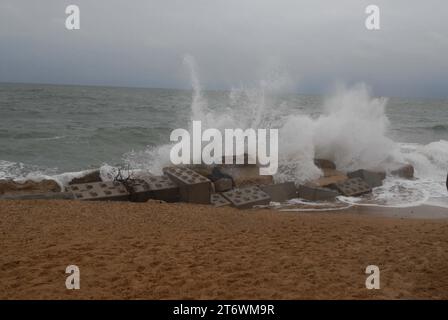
[1, 200, 448, 299]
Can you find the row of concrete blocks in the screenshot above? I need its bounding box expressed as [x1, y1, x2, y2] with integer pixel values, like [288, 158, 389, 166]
[65, 166, 275, 209]
[62, 166, 377, 209]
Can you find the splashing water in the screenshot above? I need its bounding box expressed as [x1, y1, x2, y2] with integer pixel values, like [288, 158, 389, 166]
[122, 57, 448, 208]
[2, 57, 447, 210]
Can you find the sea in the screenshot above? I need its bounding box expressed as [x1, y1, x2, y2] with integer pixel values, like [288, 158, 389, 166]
[1, 77, 447, 210]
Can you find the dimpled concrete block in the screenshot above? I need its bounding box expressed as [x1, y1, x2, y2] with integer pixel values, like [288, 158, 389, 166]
[163, 167, 211, 204]
[67, 181, 130, 201]
[127, 179, 151, 202]
[143, 175, 180, 203]
[210, 193, 231, 207]
[332, 177, 372, 196]
[221, 186, 271, 209]
[261, 182, 298, 202]
[298, 185, 340, 201]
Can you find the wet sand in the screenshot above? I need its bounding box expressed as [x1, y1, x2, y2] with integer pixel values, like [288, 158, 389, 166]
[1, 200, 448, 299]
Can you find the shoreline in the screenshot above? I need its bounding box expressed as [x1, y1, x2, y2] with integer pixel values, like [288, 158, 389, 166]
[1, 200, 448, 299]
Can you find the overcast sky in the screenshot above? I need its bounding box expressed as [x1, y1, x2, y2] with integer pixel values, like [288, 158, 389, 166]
[0, 0, 447, 98]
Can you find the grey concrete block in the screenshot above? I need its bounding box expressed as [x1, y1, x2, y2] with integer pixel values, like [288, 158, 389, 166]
[127, 179, 151, 202]
[347, 169, 385, 188]
[261, 182, 297, 202]
[143, 175, 180, 203]
[210, 193, 231, 207]
[163, 167, 212, 204]
[67, 181, 130, 201]
[221, 186, 271, 209]
[332, 178, 372, 196]
[298, 185, 339, 201]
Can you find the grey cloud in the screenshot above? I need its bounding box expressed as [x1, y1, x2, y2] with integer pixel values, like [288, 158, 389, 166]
[0, 0, 447, 98]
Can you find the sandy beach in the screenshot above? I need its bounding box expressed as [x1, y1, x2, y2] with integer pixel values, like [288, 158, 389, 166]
[1, 200, 447, 300]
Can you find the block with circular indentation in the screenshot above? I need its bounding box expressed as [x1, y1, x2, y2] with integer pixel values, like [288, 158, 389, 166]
[141, 175, 180, 203]
[332, 177, 372, 196]
[210, 193, 231, 207]
[163, 166, 211, 204]
[221, 186, 271, 209]
[66, 181, 130, 201]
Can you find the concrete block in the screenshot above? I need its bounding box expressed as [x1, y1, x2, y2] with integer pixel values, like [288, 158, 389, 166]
[261, 182, 297, 202]
[67, 181, 129, 201]
[213, 178, 233, 192]
[210, 193, 231, 207]
[347, 169, 386, 188]
[185, 164, 215, 178]
[127, 179, 151, 202]
[298, 185, 339, 201]
[143, 175, 180, 203]
[332, 178, 372, 196]
[163, 167, 212, 204]
[221, 186, 271, 209]
[218, 165, 273, 187]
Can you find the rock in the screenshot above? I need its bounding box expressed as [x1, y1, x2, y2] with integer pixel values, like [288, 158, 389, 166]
[347, 169, 386, 188]
[213, 178, 233, 192]
[314, 159, 336, 170]
[0, 179, 61, 195]
[308, 169, 348, 187]
[218, 165, 273, 187]
[261, 182, 298, 202]
[298, 185, 340, 201]
[391, 164, 414, 179]
[68, 170, 101, 185]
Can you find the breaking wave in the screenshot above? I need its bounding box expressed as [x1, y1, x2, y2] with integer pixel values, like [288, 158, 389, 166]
[123, 56, 448, 209]
[1, 56, 447, 210]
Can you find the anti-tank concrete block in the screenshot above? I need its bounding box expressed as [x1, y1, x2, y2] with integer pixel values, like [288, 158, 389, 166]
[143, 175, 180, 203]
[221, 186, 271, 209]
[332, 178, 372, 196]
[261, 182, 297, 202]
[163, 167, 211, 204]
[211, 193, 231, 207]
[297, 185, 339, 201]
[67, 181, 129, 201]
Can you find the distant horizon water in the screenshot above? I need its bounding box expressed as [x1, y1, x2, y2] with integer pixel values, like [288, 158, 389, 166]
[1, 81, 447, 101]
